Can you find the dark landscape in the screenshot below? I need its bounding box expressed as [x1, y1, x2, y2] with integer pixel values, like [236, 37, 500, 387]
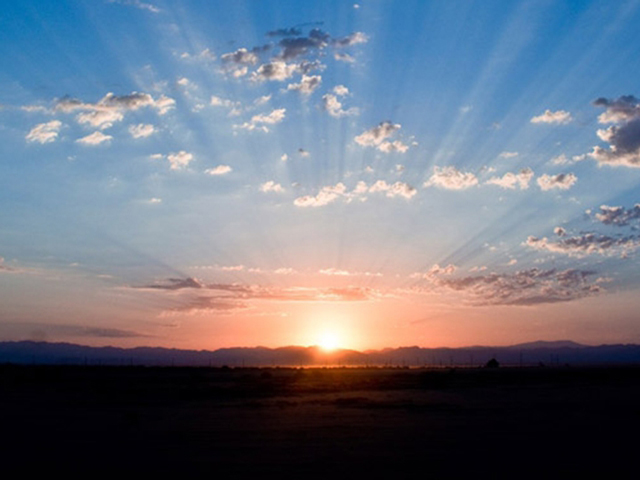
[3, 359, 640, 477]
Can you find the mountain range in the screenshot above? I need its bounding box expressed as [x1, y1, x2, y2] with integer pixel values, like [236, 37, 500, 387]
[2, 340, 640, 367]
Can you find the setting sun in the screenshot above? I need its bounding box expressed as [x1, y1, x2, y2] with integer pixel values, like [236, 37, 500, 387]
[318, 332, 341, 352]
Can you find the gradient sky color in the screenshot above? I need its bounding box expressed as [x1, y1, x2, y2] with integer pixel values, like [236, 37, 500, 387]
[2, 0, 640, 350]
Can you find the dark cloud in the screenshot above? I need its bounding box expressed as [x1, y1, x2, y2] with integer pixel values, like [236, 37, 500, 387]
[430, 268, 601, 306]
[278, 29, 330, 60]
[267, 27, 302, 37]
[591, 204, 640, 227]
[136, 277, 377, 305]
[525, 233, 640, 257]
[590, 95, 640, 168]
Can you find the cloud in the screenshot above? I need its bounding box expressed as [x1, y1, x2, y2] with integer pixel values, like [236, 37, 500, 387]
[537, 173, 577, 191]
[180, 48, 216, 62]
[589, 95, 640, 168]
[235, 108, 286, 132]
[76, 131, 113, 145]
[294, 183, 347, 207]
[486, 168, 533, 190]
[56, 92, 175, 129]
[591, 204, 640, 227]
[355, 121, 409, 153]
[167, 151, 194, 170]
[109, 0, 159, 14]
[298, 148, 310, 157]
[252, 61, 299, 82]
[267, 27, 303, 38]
[278, 29, 330, 60]
[334, 52, 355, 63]
[411, 264, 457, 279]
[498, 151, 518, 159]
[530, 109, 573, 125]
[426, 268, 601, 306]
[221, 47, 259, 65]
[205, 165, 232, 175]
[368, 180, 416, 199]
[137, 277, 204, 290]
[525, 232, 640, 257]
[135, 277, 378, 305]
[129, 123, 155, 138]
[333, 31, 368, 47]
[593, 95, 640, 123]
[260, 181, 284, 193]
[25, 120, 62, 144]
[287, 74, 322, 95]
[424, 166, 478, 190]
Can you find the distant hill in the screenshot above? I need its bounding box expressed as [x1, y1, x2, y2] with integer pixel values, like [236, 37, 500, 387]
[1, 340, 640, 367]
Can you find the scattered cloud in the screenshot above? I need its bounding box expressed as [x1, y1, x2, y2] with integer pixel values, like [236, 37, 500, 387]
[260, 181, 284, 193]
[368, 180, 416, 199]
[287, 74, 322, 95]
[355, 121, 409, 153]
[25, 120, 62, 144]
[76, 131, 112, 145]
[530, 109, 573, 125]
[424, 268, 601, 306]
[294, 183, 347, 207]
[589, 95, 640, 168]
[424, 166, 478, 190]
[525, 232, 640, 257]
[167, 151, 193, 170]
[129, 123, 155, 138]
[205, 165, 232, 175]
[235, 108, 286, 132]
[56, 92, 175, 130]
[498, 151, 518, 159]
[109, 0, 160, 14]
[486, 168, 533, 190]
[252, 61, 298, 82]
[537, 173, 577, 191]
[591, 204, 640, 227]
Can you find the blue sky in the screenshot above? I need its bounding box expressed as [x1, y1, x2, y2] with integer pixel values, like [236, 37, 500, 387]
[2, 0, 640, 350]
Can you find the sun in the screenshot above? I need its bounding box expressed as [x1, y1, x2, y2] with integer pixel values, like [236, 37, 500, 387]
[318, 331, 341, 352]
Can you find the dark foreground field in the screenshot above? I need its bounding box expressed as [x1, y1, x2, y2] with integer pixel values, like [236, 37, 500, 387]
[2, 365, 639, 477]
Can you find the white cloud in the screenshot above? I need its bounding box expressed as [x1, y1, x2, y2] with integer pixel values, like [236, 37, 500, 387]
[236, 108, 286, 132]
[355, 121, 409, 153]
[280, 154, 288, 162]
[129, 123, 155, 138]
[530, 109, 573, 125]
[294, 183, 347, 207]
[221, 47, 259, 65]
[252, 61, 298, 82]
[25, 120, 62, 144]
[486, 168, 533, 190]
[322, 93, 358, 117]
[334, 52, 355, 63]
[498, 151, 518, 159]
[56, 92, 175, 129]
[537, 173, 577, 191]
[424, 166, 478, 190]
[205, 165, 232, 176]
[287, 74, 322, 95]
[167, 151, 193, 170]
[333, 85, 349, 97]
[76, 131, 112, 145]
[260, 181, 284, 193]
[333, 31, 368, 47]
[368, 180, 416, 199]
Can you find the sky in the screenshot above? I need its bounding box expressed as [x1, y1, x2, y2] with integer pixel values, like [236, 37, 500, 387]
[2, 0, 640, 351]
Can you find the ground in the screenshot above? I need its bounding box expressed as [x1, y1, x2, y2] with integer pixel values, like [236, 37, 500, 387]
[2, 365, 639, 477]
